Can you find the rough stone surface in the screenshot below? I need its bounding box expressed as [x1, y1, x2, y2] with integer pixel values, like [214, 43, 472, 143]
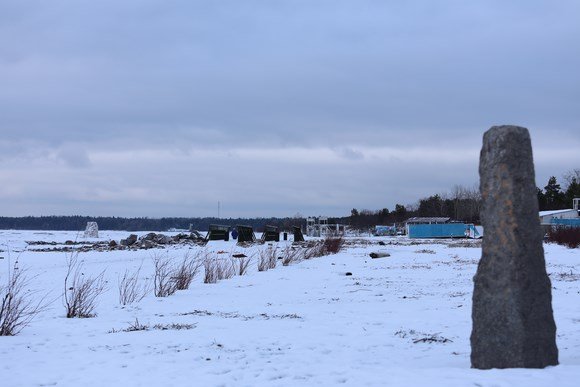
[83, 222, 99, 238]
[471, 125, 558, 369]
[120, 234, 138, 246]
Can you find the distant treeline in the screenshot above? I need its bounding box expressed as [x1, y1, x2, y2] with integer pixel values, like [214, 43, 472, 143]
[2, 171, 577, 232]
[0, 216, 304, 232]
[346, 169, 580, 230]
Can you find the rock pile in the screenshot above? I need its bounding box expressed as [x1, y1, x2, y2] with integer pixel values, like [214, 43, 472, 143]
[115, 232, 206, 250]
[27, 232, 207, 252]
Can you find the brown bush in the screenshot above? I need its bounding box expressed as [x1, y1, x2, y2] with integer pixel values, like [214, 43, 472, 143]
[546, 226, 580, 248]
[323, 235, 345, 254]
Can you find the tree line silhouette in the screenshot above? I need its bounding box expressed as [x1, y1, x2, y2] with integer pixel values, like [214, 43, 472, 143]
[1, 170, 577, 232]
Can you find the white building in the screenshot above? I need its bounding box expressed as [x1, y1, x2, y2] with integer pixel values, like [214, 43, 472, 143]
[539, 198, 580, 225]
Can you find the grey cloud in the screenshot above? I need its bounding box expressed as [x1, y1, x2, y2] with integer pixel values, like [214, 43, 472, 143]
[0, 1, 578, 216]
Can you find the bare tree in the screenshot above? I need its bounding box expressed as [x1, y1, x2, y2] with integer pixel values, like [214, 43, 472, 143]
[64, 254, 107, 318]
[563, 168, 580, 187]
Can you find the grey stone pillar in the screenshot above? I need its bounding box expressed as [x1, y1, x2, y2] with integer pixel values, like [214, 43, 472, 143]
[471, 125, 558, 369]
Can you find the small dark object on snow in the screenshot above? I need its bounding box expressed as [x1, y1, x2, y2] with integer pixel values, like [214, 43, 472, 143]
[378, 241, 386, 246]
[369, 252, 390, 259]
[413, 334, 453, 344]
[345, 272, 352, 276]
[232, 253, 247, 258]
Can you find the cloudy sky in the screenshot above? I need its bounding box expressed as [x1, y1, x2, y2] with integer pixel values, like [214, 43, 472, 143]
[1, 1, 579, 218]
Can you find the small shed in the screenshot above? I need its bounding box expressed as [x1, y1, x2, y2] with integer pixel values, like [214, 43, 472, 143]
[236, 225, 256, 244]
[206, 224, 230, 241]
[261, 225, 280, 242]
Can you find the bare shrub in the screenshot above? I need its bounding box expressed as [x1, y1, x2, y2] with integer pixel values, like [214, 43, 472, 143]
[323, 235, 345, 254]
[234, 255, 252, 276]
[204, 257, 235, 283]
[1, 263, 48, 336]
[257, 250, 269, 272]
[267, 248, 278, 269]
[174, 251, 204, 290]
[216, 259, 235, 280]
[203, 257, 218, 284]
[546, 226, 580, 248]
[303, 242, 325, 259]
[118, 265, 150, 305]
[153, 254, 178, 297]
[64, 254, 107, 318]
[282, 246, 301, 266]
[258, 246, 277, 271]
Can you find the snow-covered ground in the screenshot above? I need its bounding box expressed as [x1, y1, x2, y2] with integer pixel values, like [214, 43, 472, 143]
[1, 230, 579, 386]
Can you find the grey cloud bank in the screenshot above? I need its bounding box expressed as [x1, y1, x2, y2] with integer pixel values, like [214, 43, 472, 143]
[0, 1, 579, 217]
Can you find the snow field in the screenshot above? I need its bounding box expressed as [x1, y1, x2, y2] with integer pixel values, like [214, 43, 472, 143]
[1, 230, 579, 386]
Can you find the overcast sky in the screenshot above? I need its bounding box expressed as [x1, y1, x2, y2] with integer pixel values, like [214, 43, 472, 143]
[1, 1, 579, 218]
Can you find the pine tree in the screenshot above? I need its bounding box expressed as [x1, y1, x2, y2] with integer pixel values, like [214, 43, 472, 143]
[544, 176, 566, 210]
[537, 187, 547, 211]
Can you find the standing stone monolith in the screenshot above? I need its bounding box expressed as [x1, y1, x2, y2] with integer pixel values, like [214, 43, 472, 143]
[471, 125, 558, 369]
[84, 222, 99, 238]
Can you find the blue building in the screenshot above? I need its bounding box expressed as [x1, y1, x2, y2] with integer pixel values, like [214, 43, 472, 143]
[406, 217, 481, 239]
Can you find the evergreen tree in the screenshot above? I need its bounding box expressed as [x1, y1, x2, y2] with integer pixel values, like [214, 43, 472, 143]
[537, 187, 547, 211]
[544, 176, 566, 210]
[394, 204, 407, 222]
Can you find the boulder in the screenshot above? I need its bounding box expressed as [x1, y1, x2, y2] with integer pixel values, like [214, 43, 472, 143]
[120, 234, 138, 246]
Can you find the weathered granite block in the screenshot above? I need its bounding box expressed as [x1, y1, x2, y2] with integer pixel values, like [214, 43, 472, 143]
[471, 125, 558, 369]
[84, 222, 99, 238]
